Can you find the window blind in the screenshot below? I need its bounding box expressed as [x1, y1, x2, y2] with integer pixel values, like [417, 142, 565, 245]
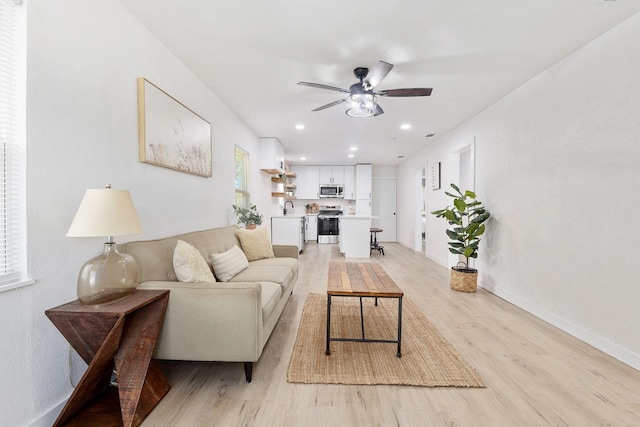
[0, 0, 27, 289]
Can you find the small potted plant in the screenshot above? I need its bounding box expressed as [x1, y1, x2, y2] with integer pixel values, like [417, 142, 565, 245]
[431, 183, 490, 292]
[232, 204, 263, 229]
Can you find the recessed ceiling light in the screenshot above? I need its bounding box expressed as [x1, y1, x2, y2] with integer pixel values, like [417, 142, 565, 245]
[348, 154, 355, 158]
[350, 147, 358, 151]
[299, 156, 306, 161]
[400, 124, 411, 130]
[295, 124, 305, 130]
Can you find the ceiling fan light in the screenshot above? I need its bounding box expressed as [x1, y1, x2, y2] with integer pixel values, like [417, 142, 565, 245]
[346, 94, 377, 118]
[346, 107, 374, 118]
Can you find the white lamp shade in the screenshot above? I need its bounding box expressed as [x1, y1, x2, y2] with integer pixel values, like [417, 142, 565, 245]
[67, 189, 143, 237]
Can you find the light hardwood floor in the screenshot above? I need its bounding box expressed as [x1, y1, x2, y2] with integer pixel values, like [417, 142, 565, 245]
[142, 242, 640, 426]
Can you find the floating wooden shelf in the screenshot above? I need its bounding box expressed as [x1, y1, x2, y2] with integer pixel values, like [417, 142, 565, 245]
[271, 177, 285, 183]
[286, 184, 297, 190]
[272, 192, 285, 197]
[284, 170, 297, 178]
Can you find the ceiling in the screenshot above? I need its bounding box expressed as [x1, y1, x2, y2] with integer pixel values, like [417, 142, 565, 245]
[118, 0, 640, 166]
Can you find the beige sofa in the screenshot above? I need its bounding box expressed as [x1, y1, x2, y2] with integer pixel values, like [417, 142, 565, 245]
[119, 225, 298, 382]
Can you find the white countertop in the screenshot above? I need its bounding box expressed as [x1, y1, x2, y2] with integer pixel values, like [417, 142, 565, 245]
[339, 215, 378, 219]
[272, 214, 306, 218]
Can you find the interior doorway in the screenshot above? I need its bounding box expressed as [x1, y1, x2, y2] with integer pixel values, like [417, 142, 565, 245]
[371, 178, 397, 242]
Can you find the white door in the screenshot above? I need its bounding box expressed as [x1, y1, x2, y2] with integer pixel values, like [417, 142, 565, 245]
[371, 178, 397, 242]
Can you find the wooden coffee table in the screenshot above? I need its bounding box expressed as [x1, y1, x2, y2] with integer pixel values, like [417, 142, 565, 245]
[326, 262, 404, 357]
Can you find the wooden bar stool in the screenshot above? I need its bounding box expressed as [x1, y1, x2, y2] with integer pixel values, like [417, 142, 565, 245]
[370, 228, 384, 255]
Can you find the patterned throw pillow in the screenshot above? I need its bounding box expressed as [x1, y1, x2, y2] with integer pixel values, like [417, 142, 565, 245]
[235, 227, 275, 262]
[210, 245, 249, 282]
[173, 240, 215, 282]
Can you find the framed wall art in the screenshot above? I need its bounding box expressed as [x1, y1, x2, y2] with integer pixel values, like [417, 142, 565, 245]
[138, 78, 212, 177]
[431, 161, 441, 190]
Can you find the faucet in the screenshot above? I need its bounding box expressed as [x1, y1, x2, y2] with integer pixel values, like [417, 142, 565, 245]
[283, 200, 294, 215]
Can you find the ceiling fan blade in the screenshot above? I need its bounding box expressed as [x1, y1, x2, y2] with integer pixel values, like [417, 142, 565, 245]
[373, 104, 384, 116]
[312, 98, 347, 112]
[298, 81, 351, 94]
[377, 88, 433, 97]
[364, 61, 393, 88]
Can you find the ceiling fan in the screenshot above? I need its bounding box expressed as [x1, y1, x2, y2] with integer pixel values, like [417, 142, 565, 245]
[298, 60, 432, 118]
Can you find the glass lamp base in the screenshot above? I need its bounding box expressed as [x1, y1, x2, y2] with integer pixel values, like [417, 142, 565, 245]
[77, 242, 138, 305]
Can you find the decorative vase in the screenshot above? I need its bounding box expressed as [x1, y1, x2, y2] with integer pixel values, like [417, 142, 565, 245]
[450, 266, 478, 293]
[76, 242, 138, 304]
[245, 223, 257, 230]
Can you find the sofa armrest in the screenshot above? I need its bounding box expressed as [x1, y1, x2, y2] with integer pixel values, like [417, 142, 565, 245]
[137, 280, 264, 362]
[272, 244, 299, 259]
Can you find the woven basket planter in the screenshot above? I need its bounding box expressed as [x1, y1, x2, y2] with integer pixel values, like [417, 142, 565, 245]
[450, 267, 478, 293]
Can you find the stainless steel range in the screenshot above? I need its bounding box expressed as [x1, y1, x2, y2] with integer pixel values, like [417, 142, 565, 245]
[317, 205, 343, 244]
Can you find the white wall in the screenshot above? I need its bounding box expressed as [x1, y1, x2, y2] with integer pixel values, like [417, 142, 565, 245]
[0, 1, 270, 426]
[398, 12, 640, 370]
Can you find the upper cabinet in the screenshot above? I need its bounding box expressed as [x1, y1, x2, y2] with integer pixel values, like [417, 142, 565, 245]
[356, 164, 372, 199]
[291, 165, 320, 199]
[319, 165, 345, 185]
[343, 165, 356, 200]
[259, 137, 285, 174]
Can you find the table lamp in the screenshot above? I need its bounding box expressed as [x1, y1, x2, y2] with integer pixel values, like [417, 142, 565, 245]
[67, 184, 143, 304]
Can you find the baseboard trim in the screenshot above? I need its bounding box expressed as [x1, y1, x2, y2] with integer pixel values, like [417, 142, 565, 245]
[480, 281, 640, 372]
[28, 397, 66, 427]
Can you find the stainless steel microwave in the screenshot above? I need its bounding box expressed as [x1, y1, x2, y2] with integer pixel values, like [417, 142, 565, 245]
[319, 184, 344, 198]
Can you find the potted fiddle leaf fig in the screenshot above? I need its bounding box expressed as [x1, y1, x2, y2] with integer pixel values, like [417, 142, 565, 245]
[232, 204, 263, 229]
[431, 183, 490, 292]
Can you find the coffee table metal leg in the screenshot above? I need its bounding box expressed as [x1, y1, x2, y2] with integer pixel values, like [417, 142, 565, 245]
[397, 297, 403, 357]
[359, 297, 365, 339]
[326, 295, 331, 355]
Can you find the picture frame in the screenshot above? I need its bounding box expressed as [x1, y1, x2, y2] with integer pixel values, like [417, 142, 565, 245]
[138, 78, 212, 177]
[431, 161, 441, 190]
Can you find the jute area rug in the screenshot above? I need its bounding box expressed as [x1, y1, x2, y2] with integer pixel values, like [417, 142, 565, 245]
[287, 293, 485, 388]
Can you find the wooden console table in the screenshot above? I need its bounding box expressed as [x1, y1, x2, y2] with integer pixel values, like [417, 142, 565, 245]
[45, 290, 170, 427]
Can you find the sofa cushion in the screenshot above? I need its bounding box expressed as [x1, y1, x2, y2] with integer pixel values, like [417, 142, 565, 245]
[249, 257, 298, 277]
[210, 245, 249, 282]
[230, 265, 293, 291]
[259, 282, 282, 321]
[173, 240, 215, 282]
[235, 228, 275, 261]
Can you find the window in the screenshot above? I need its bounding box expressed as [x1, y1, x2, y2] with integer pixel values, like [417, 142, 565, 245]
[0, 0, 29, 291]
[234, 146, 249, 208]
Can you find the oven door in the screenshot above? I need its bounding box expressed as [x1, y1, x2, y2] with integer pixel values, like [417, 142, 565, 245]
[317, 216, 340, 243]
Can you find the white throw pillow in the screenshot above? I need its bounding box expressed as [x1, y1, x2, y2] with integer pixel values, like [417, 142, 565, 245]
[173, 240, 215, 282]
[210, 245, 249, 282]
[235, 227, 275, 261]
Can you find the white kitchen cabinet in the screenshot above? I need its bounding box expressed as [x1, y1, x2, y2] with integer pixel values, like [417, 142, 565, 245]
[356, 164, 372, 199]
[343, 165, 356, 200]
[259, 137, 285, 174]
[290, 165, 305, 198]
[319, 165, 345, 185]
[291, 165, 319, 199]
[304, 165, 320, 199]
[305, 215, 318, 241]
[271, 216, 305, 252]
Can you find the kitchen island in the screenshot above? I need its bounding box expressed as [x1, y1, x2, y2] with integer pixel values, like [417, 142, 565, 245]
[339, 215, 375, 258]
[271, 215, 306, 252]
